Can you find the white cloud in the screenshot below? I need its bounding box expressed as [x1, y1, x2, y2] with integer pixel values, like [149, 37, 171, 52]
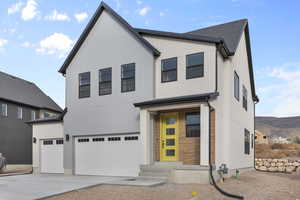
[259, 62, 300, 117]
[159, 12, 165, 17]
[45, 10, 70, 21]
[137, 0, 142, 5]
[8, 1, 24, 15]
[74, 12, 88, 23]
[36, 33, 73, 58]
[21, 0, 38, 21]
[0, 39, 8, 47]
[138, 6, 151, 16]
[21, 41, 33, 47]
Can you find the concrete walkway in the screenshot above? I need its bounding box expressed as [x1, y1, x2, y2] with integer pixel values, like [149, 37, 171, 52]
[0, 174, 166, 200]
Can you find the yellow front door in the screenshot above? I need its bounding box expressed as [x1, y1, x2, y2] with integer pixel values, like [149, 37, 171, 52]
[160, 112, 179, 161]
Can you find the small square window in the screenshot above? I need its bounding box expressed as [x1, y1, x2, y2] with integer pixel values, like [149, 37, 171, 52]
[166, 149, 175, 156]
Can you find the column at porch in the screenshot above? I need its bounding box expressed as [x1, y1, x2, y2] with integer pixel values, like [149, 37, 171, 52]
[200, 104, 210, 166]
[140, 109, 152, 165]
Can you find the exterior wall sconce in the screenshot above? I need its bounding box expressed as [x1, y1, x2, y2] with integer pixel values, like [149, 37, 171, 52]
[33, 137, 37, 144]
[66, 134, 70, 142]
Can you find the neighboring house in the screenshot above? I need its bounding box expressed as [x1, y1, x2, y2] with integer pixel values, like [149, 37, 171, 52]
[32, 2, 258, 183]
[255, 130, 269, 144]
[0, 71, 62, 166]
[271, 136, 291, 144]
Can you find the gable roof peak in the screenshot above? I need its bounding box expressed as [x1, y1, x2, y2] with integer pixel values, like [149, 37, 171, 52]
[58, 1, 160, 74]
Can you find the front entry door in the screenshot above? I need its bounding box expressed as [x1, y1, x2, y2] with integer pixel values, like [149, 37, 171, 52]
[160, 112, 179, 161]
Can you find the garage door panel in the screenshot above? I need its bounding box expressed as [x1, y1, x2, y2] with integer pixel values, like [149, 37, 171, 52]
[75, 135, 141, 176]
[40, 139, 64, 174]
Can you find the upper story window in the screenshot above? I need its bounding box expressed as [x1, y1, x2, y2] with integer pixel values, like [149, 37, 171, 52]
[243, 85, 248, 111]
[17, 107, 23, 120]
[161, 57, 177, 83]
[79, 72, 91, 98]
[44, 112, 50, 118]
[121, 63, 135, 93]
[186, 112, 200, 137]
[186, 52, 204, 79]
[234, 71, 240, 101]
[1, 104, 7, 117]
[244, 129, 250, 155]
[31, 111, 36, 120]
[99, 68, 112, 96]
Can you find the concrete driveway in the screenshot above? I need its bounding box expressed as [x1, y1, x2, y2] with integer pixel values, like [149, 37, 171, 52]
[0, 174, 165, 200]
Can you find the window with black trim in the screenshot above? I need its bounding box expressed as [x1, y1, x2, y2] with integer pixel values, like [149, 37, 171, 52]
[186, 52, 204, 79]
[121, 63, 135, 92]
[161, 57, 177, 82]
[186, 112, 200, 137]
[234, 71, 240, 101]
[93, 137, 105, 142]
[43, 140, 53, 145]
[78, 138, 89, 143]
[1, 104, 7, 117]
[99, 68, 112, 96]
[243, 85, 248, 111]
[56, 139, 64, 145]
[79, 72, 90, 98]
[245, 129, 250, 154]
[108, 137, 121, 141]
[125, 136, 138, 141]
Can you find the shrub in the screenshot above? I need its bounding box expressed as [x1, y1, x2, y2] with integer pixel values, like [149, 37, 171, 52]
[293, 136, 300, 144]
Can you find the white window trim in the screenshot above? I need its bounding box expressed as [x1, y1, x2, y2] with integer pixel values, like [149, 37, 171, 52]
[18, 107, 23, 120]
[1, 104, 7, 117]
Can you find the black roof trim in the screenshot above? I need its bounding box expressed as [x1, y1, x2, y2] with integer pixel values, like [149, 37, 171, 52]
[27, 108, 67, 124]
[58, 2, 160, 74]
[135, 28, 231, 58]
[134, 92, 219, 108]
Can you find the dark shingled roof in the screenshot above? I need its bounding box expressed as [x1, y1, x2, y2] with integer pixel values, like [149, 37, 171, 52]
[187, 19, 248, 54]
[0, 71, 63, 113]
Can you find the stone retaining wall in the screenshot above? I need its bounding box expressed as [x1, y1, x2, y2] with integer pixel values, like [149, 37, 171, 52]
[255, 158, 300, 173]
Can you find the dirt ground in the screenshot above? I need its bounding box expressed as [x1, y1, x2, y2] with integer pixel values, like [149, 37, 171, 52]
[47, 171, 300, 200]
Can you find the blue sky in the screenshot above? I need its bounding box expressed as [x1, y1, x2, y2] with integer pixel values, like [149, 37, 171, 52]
[0, 0, 300, 117]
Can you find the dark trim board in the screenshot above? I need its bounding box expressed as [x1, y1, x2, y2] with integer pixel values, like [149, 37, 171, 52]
[134, 92, 219, 108]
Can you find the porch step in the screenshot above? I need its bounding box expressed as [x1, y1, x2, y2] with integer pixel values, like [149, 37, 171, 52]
[139, 163, 177, 178]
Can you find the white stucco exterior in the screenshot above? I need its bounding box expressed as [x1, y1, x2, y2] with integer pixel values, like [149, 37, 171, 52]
[32, 122, 64, 173]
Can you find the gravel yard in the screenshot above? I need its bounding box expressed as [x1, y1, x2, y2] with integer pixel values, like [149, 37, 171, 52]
[47, 171, 300, 200]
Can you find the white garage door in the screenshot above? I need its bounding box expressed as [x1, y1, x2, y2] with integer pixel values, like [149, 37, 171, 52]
[40, 139, 64, 173]
[75, 134, 141, 177]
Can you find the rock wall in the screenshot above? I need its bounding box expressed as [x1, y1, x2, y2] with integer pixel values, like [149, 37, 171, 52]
[255, 158, 300, 173]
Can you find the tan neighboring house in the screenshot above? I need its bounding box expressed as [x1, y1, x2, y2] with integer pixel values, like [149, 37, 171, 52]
[255, 130, 269, 144]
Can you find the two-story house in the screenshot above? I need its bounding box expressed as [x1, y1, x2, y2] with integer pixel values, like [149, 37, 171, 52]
[0, 71, 62, 167]
[33, 2, 258, 183]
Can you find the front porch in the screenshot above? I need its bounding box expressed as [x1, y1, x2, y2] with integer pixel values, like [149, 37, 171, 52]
[136, 99, 217, 183]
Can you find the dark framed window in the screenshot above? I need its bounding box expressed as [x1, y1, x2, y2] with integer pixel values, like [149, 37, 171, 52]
[161, 57, 177, 82]
[186, 112, 200, 137]
[43, 140, 53, 145]
[186, 52, 204, 79]
[31, 111, 36, 120]
[245, 129, 250, 155]
[79, 72, 91, 98]
[124, 136, 138, 141]
[121, 63, 135, 92]
[1, 104, 7, 117]
[243, 85, 248, 111]
[99, 68, 112, 96]
[56, 139, 64, 145]
[234, 71, 240, 101]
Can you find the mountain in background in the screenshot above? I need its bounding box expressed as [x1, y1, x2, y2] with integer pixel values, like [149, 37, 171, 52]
[255, 116, 300, 139]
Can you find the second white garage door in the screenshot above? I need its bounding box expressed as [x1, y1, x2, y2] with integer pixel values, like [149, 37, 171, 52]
[40, 139, 64, 173]
[75, 134, 141, 177]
